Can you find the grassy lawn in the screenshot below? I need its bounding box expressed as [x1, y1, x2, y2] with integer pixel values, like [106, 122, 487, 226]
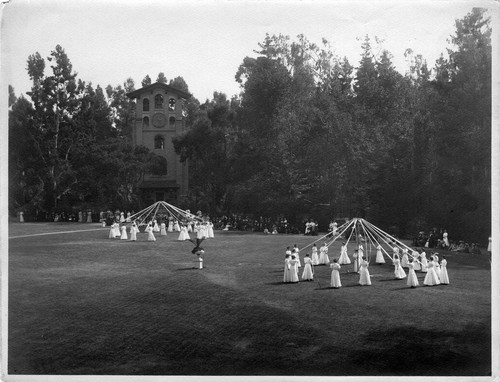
[7, 223, 491, 376]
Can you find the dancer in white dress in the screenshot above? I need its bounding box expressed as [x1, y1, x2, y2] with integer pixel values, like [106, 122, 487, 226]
[338, 243, 351, 265]
[393, 254, 406, 279]
[145, 223, 156, 242]
[411, 250, 421, 271]
[352, 249, 360, 273]
[130, 222, 138, 241]
[401, 249, 409, 268]
[423, 257, 440, 286]
[178, 225, 190, 241]
[406, 259, 419, 287]
[167, 218, 174, 232]
[159, 222, 166, 236]
[301, 254, 314, 281]
[330, 259, 342, 288]
[289, 256, 299, 283]
[113, 222, 121, 238]
[120, 225, 128, 240]
[120, 212, 125, 223]
[293, 245, 301, 268]
[375, 244, 385, 264]
[358, 257, 371, 286]
[311, 244, 319, 265]
[283, 255, 292, 283]
[432, 254, 442, 280]
[440, 256, 450, 284]
[420, 251, 428, 272]
[207, 221, 215, 238]
[318, 243, 329, 265]
[153, 220, 160, 233]
[109, 223, 117, 239]
[174, 220, 181, 232]
[358, 244, 364, 259]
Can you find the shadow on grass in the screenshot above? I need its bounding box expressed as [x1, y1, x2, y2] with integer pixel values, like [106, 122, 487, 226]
[347, 322, 491, 376]
[176, 267, 198, 271]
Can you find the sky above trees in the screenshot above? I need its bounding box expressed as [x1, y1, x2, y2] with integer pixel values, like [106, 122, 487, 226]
[1, 0, 490, 102]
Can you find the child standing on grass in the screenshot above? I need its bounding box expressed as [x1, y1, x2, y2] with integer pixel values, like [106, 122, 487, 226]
[440, 256, 450, 284]
[330, 259, 341, 288]
[301, 254, 314, 281]
[406, 259, 419, 287]
[358, 256, 371, 286]
[393, 254, 406, 279]
[109, 223, 116, 239]
[311, 243, 319, 265]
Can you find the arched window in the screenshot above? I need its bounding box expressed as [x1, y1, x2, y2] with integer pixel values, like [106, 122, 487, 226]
[143, 98, 149, 111]
[143, 116, 149, 127]
[155, 94, 164, 109]
[169, 116, 176, 126]
[169, 98, 176, 111]
[154, 135, 165, 149]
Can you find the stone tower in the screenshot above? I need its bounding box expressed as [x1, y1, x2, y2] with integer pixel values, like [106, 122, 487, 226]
[127, 82, 190, 204]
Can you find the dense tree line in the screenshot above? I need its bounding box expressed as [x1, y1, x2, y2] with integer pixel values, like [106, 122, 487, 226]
[9, 9, 491, 242]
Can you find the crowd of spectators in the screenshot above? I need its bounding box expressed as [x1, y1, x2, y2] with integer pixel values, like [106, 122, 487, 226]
[412, 228, 483, 254]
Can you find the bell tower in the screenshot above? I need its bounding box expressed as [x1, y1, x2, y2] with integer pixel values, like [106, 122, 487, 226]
[127, 82, 190, 203]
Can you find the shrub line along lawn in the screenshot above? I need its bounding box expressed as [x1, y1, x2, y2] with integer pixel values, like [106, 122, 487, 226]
[7, 223, 491, 376]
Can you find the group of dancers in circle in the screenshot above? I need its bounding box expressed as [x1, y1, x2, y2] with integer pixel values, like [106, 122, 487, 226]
[283, 241, 450, 289]
[108, 218, 215, 242]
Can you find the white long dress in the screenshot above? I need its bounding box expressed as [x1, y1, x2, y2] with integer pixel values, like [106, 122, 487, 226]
[153, 220, 160, 233]
[146, 225, 156, 242]
[109, 224, 116, 239]
[301, 257, 314, 280]
[167, 220, 174, 232]
[120, 226, 128, 240]
[440, 259, 450, 284]
[339, 245, 351, 264]
[412, 251, 421, 270]
[375, 245, 385, 264]
[178, 226, 190, 241]
[113, 223, 121, 238]
[174, 221, 181, 232]
[330, 263, 341, 288]
[393, 258, 406, 279]
[401, 250, 409, 268]
[293, 248, 301, 268]
[130, 224, 138, 241]
[318, 245, 329, 265]
[289, 259, 299, 283]
[207, 222, 214, 238]
[433, 255, 442, 280]
[443, 232, 449, 247]
[420, 252, 428, 272]
[423, 260, 440, 286]
[406, 262, 419, 287]
[358, 260, 371, 285]
[283, 258, 292, 283]
[160, 223, 167, 236]
[311, 246, 319, 265]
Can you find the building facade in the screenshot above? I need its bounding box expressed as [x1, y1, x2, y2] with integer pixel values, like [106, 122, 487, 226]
[127, 82, 190, 204]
